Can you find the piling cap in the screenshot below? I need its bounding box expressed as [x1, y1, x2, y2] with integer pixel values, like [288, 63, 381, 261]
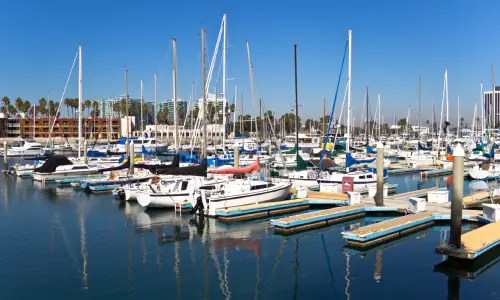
[377, 142, 384, 149]
[453, 143, 464, 157]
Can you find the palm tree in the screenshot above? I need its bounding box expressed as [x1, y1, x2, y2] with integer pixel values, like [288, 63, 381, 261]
[85, 100, 92, 117]
[23, 100, 31, 114]
[7, 104, 17, 117]
[1, 96, 9, 115]
[63, 98, 71, 117]
[38, 97, 47, 116]
[15, 98, 23, 115]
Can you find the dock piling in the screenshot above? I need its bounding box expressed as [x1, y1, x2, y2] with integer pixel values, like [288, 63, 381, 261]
[376, 142, 384, 206]
[234, 145, 239, 168]
[450, 143, 464, 248]
[83, 140, 88, 164]
[129, 142, 135, 175]
[3, 140, 7, 170]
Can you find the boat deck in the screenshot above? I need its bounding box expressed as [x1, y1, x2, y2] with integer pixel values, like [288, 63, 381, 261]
[436, 221, 500, 260]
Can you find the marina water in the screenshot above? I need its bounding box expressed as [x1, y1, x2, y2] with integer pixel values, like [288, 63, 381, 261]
[1, 171, 499, 299]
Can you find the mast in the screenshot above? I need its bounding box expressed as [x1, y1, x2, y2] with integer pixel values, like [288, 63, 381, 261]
[457, 96, 460, 138]
[378, 93, 381, 139]
[33, 103, 35, 138]
[246, 40, 258, 139]
[294, 44, 299, 163]
[78, 45, 83, 158]
[365, 87, 369, 146]
[445, 70, 449, 141]
[172, 38, 178, 150]
[154, 73, 158, 141]
[481, 81, 485, 137]
[140, 80, 144, 139]
[125, 69, 129, 139]
[323, 97, 326, 134]
[233, 85, 237, 137]
[492, 64, 496, 130]
[222, 14, 227, 148]
[418, 76, 421, 154]
[201, 27, 207, 158]
[347, 30, 352, 153]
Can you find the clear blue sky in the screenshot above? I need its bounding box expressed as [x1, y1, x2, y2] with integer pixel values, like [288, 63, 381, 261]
[0, 0, 498, 126]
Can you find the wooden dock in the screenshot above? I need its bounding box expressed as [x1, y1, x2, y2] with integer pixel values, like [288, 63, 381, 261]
[462, 191, 500, 209]
[435, 221, 500, 260]
[388, 167, 437, 175]
[386, 187, 439, 200]
[271, 204, 400, 235]
[420, 169, 453, 177]
[343, 212, 436, 248]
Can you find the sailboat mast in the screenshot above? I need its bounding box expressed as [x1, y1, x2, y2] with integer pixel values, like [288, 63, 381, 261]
[346, 29, 352, 153]
[172, 38, 179, 150]
[323, 97, 326, 134]
[366, 87, 369, 146]
[481, 81, 485, 137]
[294, 44, 299, 163]
[140, 80, 144, 138]
[154, 73, 158, 141]
[418, 76, 421, 144]
[492, 64, 496, 130]
[78, 45, 83, 158]
[201, 27, 207, 158]
[246, 40, 258, 140]
[378, 93, 381, 139]
[125, 69, 129, 139]
[233, 85, 237, 138]
[222, 14, 227, 147]
[457, 96, 460, 138]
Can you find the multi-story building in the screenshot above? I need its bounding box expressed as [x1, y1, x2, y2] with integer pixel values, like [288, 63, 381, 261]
[484, 86, 500, 127]
[19, 117, 121, 139]
[165, 99, 188, 122]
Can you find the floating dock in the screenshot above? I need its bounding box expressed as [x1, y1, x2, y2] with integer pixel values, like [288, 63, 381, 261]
[343, 213, 474, 248]
[388, 167, 437, 175]
[271, 204, 400, 235]
[462, 191, 500, 209]
[420, 169, 453, 177]
[216, 196, 348, 223]
[435, 221, 500, 260]
[386, 187, 439, 200]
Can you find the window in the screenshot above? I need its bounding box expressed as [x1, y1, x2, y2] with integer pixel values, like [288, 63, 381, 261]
[251, 184, 268, 191]
[366, 175, 373, 179]
[72, 166, 89, 170]
[358, 175, 366, 180]
[181, 181, 188, 191]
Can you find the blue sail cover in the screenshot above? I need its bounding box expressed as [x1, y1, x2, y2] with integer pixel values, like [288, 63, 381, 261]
[367, 145, 377, 154]
[346, 152, 376, 168]
[119, 154, 126, 163]
[447, 145, 452, 154]
[483, 144, 496, 159]
[418, 142, 431, 151]
[87, 150, 106, 158]
[98, 159, 130, 173]
[142, 145, 156, 156]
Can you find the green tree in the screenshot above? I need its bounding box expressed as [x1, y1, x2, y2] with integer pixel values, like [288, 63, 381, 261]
[157, 106, 169, 124]
[7, 104, 16, 117]
[38, 97, 47, 116]
[85, 100, 92, 117]
[14, 98, 23, 115]
[177, 106, 185, 124]
[1, 96, 10, 112]
[23, 100, 31, 114]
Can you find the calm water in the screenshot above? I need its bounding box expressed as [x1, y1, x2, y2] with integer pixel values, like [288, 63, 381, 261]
[0, 172, 498, 299]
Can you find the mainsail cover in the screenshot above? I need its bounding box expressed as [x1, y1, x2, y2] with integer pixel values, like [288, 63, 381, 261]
[98, 159, 130, 173]
[154, 159, 207, 176]
[367, 145, 377, 154]
[346, 152, 375, 168]
[418, 142, 431, 151]
[135, 154, 180, 171]
[209, 157, 260, 174]
[33, 156, 73, 173]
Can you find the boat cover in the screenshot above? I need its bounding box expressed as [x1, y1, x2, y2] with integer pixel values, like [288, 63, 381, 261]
[33, 156, 73, 173]
[209, 157, 260, 174]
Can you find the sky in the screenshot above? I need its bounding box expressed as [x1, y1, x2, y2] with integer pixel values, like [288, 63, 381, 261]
[0, 0, 499, 126]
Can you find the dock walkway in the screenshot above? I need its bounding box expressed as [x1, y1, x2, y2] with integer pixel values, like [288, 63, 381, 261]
[436, 221, 500, 260]
[386, 187, 439, 200]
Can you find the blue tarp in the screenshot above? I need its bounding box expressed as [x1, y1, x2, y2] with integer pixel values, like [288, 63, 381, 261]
[142, 145, 156, 156]
[87, 150, 106, 158]
[367, 145, 377, 154]
[418, 142, 431, 151]
[346, 152, 376, 168]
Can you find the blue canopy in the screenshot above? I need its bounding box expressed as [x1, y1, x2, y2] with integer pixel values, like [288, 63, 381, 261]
[87, 150, 106, 158]
[418, 142, 431, 151]
[142, 145, 156, 156]
[367, 145, 377, 154]
[346, 152, 376, 168]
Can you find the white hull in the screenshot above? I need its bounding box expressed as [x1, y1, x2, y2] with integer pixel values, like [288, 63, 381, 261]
[5, 149, 41, 157]
[136, 191, 191, 208]
[201, 183, 292, 217]
[33, 169, 99, 181]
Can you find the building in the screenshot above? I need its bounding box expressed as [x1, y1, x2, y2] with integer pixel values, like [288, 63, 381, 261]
[484, 86, 500, 127]
[100, 96, 142, 118]
[19, 117, 121, 139]
[195, 93, 226, 111]
[165, 99, 188, 122]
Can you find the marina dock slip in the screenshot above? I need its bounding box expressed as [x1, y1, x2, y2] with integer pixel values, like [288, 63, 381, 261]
[342, 213, 474, 248]
[388, 167, 436, 175]
[216, 191, 351, 222]
[435, 221, 500, 260]
[385, 187, 440, 200]
[271, 204, 401, 235]
[462, 191, 500, 209]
